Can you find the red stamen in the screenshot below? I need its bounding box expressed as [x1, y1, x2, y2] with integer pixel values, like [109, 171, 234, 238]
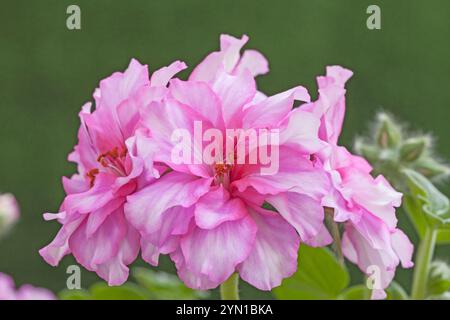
[86, 168, 99, 188]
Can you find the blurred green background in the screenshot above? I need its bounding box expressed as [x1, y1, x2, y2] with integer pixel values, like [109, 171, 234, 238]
[0, 0, 449, 298]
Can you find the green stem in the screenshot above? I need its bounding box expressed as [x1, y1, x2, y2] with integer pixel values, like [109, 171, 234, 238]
[325, 208, 344, 266]
[411, 227, 437, 299]
[220, 273, 239, 300]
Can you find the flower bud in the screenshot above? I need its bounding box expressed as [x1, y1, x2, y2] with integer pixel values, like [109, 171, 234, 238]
[400, 137, 429, 162]
[0, 193, 19, 236]
[375, 113, 402, 148]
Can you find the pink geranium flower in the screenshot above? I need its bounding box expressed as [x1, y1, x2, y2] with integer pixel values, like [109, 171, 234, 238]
[0, 273, 55, 300]
[303, 66, 414, 299]
[0, 193, 19, 236]
[125, 34, 331, 290]
[39, 59, 186, 285]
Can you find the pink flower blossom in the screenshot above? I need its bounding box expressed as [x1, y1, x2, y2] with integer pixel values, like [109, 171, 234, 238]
[0, 273, 55, 300]
[0, 193, 19, 236]
[125, 34, 331, 290]
[39, 58, 186, 285]
[303, 66, 414, 299]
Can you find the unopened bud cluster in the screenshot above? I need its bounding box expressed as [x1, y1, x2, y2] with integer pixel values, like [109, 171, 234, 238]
[354, 112, 449, 190]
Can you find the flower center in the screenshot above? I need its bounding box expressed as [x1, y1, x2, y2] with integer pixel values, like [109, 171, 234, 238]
[214, 162, 232, 177]
[214, 162, 233, 187]
[86, 146, 128, 187]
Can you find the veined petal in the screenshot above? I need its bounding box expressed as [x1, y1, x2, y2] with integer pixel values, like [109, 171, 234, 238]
[194, 186, 247, 229]
[266, 192, 326, 243]
[233, 147, 330, 199]
[69, 209, 127, 269]
[242, 86, 310, 129]
[180, 215, 256, 286]
[150, 60, 187, 87]
[238, 206, 300, 291]
[212, 69, 256, 128]
[234, 49, 269, 77]
[279, 108, 327, 154]
[125, 171, 212, 235]
[170, 79, 223, 128]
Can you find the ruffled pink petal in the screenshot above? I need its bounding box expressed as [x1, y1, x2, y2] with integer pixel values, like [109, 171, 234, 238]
[194, 186, 247, 229]
[266, 192, 326, 244]
[170, 78, 224, 128]
[95, 222, 140, 286]
[212, 69, 256, 128]
[321, 188, 357, 223]
[68, 103, 98, 173]
[219, 34, 249, 72]
[238, 207, 300, 290]
[180, 215, 257, 288]
[170, 248, 218, 290]
[234, 49, 269, 77]
[304, 224, 333, 247]
[140, 205, 195, 266]
[242, 86, 310, 129]
[85, 197, 124, 237]
[342, 226, 395, 299]
[39, 216, 84, 266]
[341, 216, 412, 300]
[342, 170, 401, 230]
[391, 229, 414, 268]
[63, 173, 116, 214]
[120, 130, 160, 189]
[189, 51, 224, 83]
[125, 171, 212, 235]
[69, 209, 127, 270]
[150, 60, 187, 87]
[140, 99, 213, 177]
[189, 34, 251, 83]
[312, 65, 353, 145]
[233, 147, 330, 199]
[279, 108, 327, 154]
[98, 58, 150, 110]
[62, 174, 89, 195]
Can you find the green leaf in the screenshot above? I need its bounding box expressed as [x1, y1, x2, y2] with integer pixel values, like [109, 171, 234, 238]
[404, 196, 450, 244]
[133, 268, 208, 300]
[89, 283, 149, 300]
[436, 229, 450, 244]
[427, 261, 450, 296]
[338, 285, 370, 300]
[273, 246, 349, 300]
[402, 169, 450, 229]
[59, 289, 91, 300]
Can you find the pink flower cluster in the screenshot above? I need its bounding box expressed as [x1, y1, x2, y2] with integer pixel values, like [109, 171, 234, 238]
[0, 273, 55, 300]
[40, 34, 413, 298]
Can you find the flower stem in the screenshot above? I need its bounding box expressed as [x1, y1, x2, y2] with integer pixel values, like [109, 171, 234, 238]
[220, 273, 239, 300]
[411, 227, 437, 299]
[325, 208, 344, 266]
